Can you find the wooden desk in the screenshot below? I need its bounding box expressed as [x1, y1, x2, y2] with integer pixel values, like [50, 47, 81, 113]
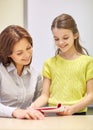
[0, 115, 93, 130]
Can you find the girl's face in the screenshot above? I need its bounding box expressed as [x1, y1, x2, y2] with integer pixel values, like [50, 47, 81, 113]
[52, 28, 78, 54]
[9, 38, 32, 68]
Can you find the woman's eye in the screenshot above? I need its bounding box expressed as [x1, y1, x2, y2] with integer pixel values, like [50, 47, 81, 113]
[27, 46, 32, 50]
[17, 52, 23, 55]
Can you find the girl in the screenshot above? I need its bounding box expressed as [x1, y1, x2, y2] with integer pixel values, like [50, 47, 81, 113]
[30, 13, 93, 115]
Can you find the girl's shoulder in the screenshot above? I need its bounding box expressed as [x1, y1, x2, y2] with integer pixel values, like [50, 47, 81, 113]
[44, 56, 57, 63]
[81, 55, 93, 61]
[78, 55, 93, 66]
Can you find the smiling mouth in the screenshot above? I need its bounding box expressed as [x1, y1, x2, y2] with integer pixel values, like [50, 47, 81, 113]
[61, 44, 68, 48]
[22, 57, 31, 61]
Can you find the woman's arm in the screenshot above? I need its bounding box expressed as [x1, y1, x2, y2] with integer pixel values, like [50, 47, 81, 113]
[0, 103, 44, 119]
[31, 77, 51, 108]
[0, 103, 16, 117]
[32, 75, 43, 101]
[12, 108, 44, 119]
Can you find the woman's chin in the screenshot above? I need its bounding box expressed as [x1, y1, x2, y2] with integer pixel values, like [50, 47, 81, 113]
[24, 60, 31, 65]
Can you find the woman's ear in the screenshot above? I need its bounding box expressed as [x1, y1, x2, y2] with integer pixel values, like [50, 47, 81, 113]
[8, 54, 12, 58]
[8, 55, 11, 58]
[74, 33, 79, 39]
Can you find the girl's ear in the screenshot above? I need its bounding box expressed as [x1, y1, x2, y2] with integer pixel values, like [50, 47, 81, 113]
[74, 33, 79, 39]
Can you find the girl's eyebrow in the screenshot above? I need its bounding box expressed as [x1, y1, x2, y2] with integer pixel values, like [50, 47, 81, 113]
[54, 34, 69, 38]
[53, 35, 59, 38]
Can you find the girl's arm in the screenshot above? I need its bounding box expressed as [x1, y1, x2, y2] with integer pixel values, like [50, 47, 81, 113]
[58, 79, 93, 115]
[73, 79, 93, 112]
[31, 77, 51, 108]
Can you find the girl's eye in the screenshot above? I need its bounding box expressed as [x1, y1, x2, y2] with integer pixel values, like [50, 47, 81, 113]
[54, 37, 69, 41]
[64, 37, 69, 40]
[54, 39, 59, 41]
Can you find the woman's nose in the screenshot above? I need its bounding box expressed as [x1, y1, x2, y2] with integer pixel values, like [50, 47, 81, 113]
[24, 51, 30, 58]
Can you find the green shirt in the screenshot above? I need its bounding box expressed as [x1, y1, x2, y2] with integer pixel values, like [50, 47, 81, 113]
[42, 55, 93, 112]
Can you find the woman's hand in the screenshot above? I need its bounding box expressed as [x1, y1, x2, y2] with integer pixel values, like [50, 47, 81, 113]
[12, 108, 44, 120]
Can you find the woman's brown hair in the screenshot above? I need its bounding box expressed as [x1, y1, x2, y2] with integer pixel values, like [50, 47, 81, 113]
[0, 25, 33, 66]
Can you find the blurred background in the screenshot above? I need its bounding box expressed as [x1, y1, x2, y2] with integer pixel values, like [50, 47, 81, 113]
[0, 0, 93, 114]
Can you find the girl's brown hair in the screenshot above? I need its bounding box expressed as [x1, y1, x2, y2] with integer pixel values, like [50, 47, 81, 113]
[51, 13, 88, 55]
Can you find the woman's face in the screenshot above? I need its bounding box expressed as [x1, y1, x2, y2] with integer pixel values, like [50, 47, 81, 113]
[9, 38, 32, 67]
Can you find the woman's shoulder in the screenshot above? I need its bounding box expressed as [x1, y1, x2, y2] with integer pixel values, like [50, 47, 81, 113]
[0, 63, 9, 78]
[0, 63, 6, 71]
[0, 62, 4, 67]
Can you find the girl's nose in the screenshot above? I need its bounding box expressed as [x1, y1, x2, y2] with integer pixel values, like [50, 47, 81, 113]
[59, 40, 63, 45]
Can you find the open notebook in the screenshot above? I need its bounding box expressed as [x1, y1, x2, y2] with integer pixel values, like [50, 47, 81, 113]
[35, 104, 64, 113]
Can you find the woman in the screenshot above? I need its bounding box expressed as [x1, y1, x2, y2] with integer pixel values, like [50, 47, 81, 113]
[0, 25, 44, 119]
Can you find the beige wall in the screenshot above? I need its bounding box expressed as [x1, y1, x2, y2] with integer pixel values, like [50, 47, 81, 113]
[0, 0, 24, 32]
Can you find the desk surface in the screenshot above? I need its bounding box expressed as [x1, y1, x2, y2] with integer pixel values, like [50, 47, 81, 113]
[0, 115, 93, 130]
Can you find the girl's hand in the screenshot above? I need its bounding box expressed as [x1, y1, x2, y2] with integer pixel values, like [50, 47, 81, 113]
[57, 106, 75, 116]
